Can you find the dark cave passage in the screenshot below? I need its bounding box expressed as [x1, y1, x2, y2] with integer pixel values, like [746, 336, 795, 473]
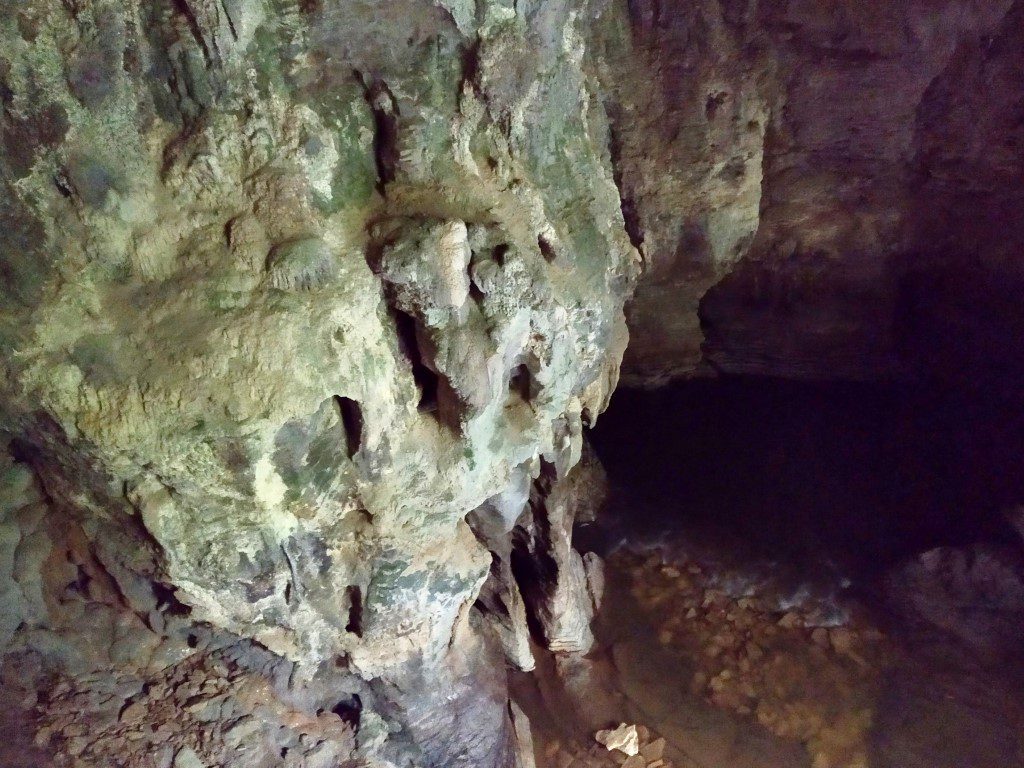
[586, 377, 1024, 580]
[513, 376, 1024, 768]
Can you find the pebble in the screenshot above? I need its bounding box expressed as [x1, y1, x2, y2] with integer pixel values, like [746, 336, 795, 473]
[156, 744, 175, 768]
[120, 699, 148, 723]
[67, 736, 89, 756]
[173, 747, 206, 768]
[777, 611, 801, 629]
[830, 628, 854, 655]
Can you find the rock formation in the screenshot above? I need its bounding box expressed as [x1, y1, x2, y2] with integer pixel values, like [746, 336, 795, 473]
[602, 0, 1024, 388]
[2, 0, 1023, 766]
[0, 1, 636, 765]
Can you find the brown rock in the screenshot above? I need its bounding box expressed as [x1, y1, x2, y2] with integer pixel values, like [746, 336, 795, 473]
[691, 671, 708, 694]
[641, 737, 666, 761]
[777, 612, 801, 629]
[830, 628, 855, 655]
[120, 699, 148, 724]
[66, 736, 89, 756]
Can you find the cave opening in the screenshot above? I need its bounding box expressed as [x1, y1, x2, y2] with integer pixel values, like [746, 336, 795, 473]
[587, 377, 1024, 577]
[511, 375, 1024, 768]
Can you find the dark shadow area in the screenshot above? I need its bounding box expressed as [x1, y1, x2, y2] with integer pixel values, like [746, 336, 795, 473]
[561, 376, 1024, 768]
[588, 376, 1024, 580]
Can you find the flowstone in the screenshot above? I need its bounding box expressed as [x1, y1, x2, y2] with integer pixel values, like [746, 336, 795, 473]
[0, 1, 639, 765]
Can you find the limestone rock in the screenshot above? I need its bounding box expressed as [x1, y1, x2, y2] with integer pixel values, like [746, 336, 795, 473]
[595, 723, 640, 756]
[513, 455, 606, 655]
[0, 1, 639, 766]
[641, 737, 666, 761]
[509, 700, 538, 768]
[173, 748, 206, 768]
[600, 0, 1024, 390]
[886, 544, 1024, 660]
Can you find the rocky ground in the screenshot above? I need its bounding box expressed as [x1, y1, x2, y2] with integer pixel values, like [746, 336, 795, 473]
[518, 542, 887, 768]
[517, 538, 1024, 768]
[4, 639, 358, 768]
[618, 549, 888, 768]
[542, 723, 674, 768]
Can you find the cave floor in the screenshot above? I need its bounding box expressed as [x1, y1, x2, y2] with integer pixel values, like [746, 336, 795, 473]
[514, 541, 1024, 768]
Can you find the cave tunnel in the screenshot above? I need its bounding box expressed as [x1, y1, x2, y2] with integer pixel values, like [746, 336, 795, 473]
[525, 375, 1024, 768]
[588, 377, 1024, 575]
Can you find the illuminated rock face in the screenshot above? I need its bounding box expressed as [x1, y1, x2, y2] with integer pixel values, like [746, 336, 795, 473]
[602, 0, 1024, 389]
[0, 1, 636, 765]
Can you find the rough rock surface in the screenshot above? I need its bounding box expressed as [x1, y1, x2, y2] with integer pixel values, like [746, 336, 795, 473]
[4, 0, 1021, 765]
[622, 550, 888, 768]
[602, 0, 1024, 387]
[0, 1, 639, 766]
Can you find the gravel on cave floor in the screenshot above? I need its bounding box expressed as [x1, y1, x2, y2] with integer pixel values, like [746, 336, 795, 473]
[515, 543, 1024, 768]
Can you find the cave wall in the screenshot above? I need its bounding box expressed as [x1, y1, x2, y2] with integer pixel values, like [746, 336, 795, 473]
[604, 0, 1024, 389]
[2, 0, 1022, 765]
[0, 1, 637, 766]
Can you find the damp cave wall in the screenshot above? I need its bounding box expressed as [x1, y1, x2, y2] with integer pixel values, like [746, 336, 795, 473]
[0, 0, 637, 765]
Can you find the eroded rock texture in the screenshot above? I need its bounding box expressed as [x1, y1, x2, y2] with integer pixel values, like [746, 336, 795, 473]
[4, 0, 1022, 765]
[0, 1, 638, 765]
[604, 0, 1024, 388]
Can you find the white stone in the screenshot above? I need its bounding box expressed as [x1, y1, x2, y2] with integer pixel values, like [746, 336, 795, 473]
[595, 723, 640, 756]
